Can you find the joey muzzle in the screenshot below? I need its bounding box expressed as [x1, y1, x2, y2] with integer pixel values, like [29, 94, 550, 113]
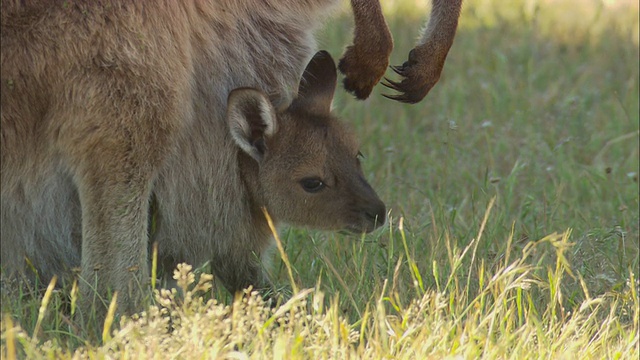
[354, 182, 386, 233]
[362, 197, 386, 232]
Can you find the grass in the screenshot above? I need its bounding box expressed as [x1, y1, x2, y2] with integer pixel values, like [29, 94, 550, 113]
[2, 0, 639, 358]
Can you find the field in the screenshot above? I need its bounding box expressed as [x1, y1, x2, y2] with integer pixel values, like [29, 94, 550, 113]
[2, 0, 639, 358]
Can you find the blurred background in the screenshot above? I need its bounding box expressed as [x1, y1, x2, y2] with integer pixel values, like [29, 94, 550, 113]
[276, 0, 639, 311]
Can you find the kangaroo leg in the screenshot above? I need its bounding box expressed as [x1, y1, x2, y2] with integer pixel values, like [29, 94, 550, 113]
[213, 250, 268, 295]
[60, 93, 185, 319]
[338, 0, 394, 100]
[75, 167, 153, 317]
[383, 0, 462, 103]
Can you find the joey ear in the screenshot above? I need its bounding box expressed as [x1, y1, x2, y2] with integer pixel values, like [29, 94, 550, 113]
[292, 50, 337, 114]
[227, 88, 276, 162]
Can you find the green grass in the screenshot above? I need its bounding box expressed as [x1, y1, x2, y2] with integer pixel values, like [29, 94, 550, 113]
[2, 0, 639, 358]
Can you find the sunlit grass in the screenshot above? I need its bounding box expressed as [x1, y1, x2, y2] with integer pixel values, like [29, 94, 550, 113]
[2, 212, 638, 358]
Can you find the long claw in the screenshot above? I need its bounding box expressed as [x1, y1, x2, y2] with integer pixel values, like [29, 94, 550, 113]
[383, 87, 423, 103]
[381, 93, 411, 103]
[397, 95, 416, 104]
[381, 93, 401, 101]
[390, 65, 406, 76]
[382, 77, 413, 102]
[384, 60, 428, 104]
[381, 77, 401, 91]
[381, 82, 398, 91]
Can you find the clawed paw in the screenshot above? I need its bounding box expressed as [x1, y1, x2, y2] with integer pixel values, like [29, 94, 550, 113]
[338, 45, 390, 100]
[382, 46, 445, 104]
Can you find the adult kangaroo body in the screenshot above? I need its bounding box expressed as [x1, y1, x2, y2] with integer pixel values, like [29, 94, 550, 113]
[0, 0, 460, 316]
[2, 1, 341, 315]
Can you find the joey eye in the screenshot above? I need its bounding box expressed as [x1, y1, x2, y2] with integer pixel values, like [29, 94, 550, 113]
[300, 178, 325, 193]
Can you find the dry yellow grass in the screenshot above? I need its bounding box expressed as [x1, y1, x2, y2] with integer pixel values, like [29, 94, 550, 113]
[2, 220, 638, 359]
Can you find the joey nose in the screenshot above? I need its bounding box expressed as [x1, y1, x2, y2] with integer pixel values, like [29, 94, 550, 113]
[364, 199, 386, 229]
